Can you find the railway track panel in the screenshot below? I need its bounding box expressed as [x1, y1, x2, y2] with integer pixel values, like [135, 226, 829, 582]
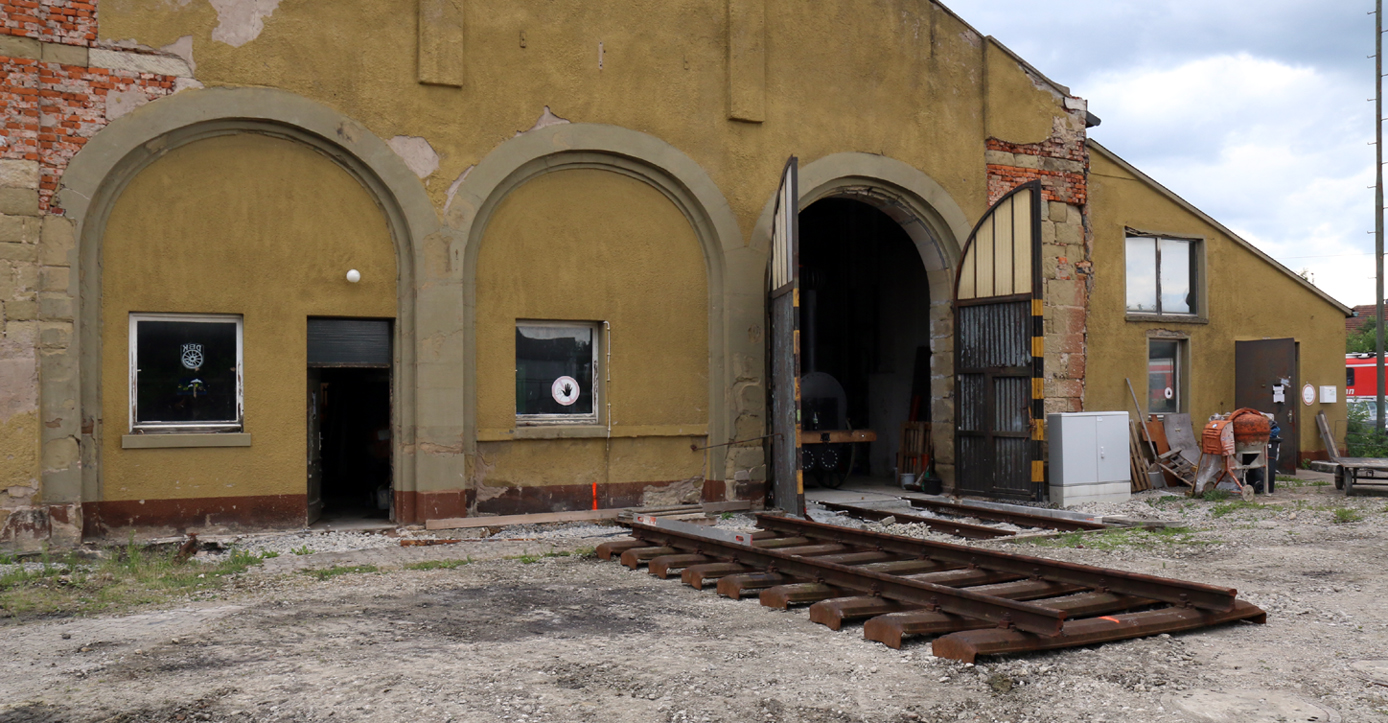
[593, 517, 1265, 662]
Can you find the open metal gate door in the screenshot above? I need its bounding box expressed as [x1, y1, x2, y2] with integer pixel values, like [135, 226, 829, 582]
[768, 157, 803, 516]
[954, 181, 1044, 500]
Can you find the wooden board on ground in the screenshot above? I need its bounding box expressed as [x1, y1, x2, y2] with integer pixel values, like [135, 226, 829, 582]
[1163, 414, 1200, 466]
[425, 508, 622, 530]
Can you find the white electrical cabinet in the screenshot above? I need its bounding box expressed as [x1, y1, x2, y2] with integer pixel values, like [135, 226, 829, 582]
[1047, 412, 1131, 506]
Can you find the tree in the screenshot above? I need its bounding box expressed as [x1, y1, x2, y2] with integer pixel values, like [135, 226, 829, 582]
[1348, 315, 1386, 353]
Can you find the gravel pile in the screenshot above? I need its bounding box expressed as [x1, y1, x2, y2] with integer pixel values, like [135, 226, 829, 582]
[230, 530, 400, 557]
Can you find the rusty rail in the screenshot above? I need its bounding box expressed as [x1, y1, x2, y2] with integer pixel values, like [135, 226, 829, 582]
[597, 514, 1264, 661]
[816, 501, 1016, 540]
[902, 498, 1108, 532]
[754, 514, 1237, 612]
[624, 521, 1068, 635]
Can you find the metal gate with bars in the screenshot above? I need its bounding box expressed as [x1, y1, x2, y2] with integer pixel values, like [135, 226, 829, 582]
[954, 182, 1044, 500]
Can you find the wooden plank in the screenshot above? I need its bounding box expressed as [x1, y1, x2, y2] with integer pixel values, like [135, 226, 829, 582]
[1162, 414, 1200, 467]
[800, 429, 877, 444]
[701, 500, 753, 513]
[425, 508, 622, 530]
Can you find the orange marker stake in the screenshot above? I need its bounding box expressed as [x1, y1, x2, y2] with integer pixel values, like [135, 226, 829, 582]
[592, 482, 598, 510]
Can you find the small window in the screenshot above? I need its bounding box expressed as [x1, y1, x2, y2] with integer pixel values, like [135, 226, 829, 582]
[515, 322, 600, 424]
[130, 314, 243, 432]
[1348, 367, 1356, 389]
[1148, 339, 1182, 414]
[1126, 235, 1198, 315]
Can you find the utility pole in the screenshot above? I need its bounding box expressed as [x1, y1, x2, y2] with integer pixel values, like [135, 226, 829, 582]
[1377, 0, 1384, 433]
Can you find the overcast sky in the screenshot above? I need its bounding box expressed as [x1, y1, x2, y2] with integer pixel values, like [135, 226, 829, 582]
[944, 0, 1375, 307]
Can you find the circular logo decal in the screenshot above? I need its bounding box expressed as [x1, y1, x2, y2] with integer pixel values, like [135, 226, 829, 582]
[1163, 387, 1174, 400]
[1301, 383, 1316, 406]
[181, 343, 204, 370]
[551, 376, 581, 406]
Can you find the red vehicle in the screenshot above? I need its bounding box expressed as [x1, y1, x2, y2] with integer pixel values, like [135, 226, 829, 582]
[1347, 353, 1384, 401]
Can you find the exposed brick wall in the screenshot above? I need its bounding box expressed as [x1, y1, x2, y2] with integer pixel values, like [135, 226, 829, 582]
[2, 60, 175, 213]
[984, 114, 1092, 420]
[1, 0, 97, 47]
[35, 63, 173, 213]
[985, 138, 1087, 207]
[3, 0, 182, 548]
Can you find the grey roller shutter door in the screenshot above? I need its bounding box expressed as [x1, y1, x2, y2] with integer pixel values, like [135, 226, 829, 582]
[307, 319, 392, 367]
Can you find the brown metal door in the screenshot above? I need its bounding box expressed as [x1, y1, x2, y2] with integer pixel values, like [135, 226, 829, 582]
[1235, 338, 1298, 474]
[307, 366, 323, 524]
[768, 156, 803, 516]
[954, 182, 1044, 500]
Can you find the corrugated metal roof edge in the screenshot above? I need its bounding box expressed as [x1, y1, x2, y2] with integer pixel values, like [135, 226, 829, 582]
[1088, 140, 1354, 318]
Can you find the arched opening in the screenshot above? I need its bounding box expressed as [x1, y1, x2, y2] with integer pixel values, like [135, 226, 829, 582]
[469, 167, 710, 513]
[798, 198, 933, 489]
[93, 132, 399, 533]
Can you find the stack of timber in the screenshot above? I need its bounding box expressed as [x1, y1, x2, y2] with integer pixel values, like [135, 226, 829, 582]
[597, 514, 1265, 662]
[1129, 419, 1155, 492]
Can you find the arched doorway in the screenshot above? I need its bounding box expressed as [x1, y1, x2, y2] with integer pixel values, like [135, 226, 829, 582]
[797, 198, 933, 488]
[758, 154, 968, 514]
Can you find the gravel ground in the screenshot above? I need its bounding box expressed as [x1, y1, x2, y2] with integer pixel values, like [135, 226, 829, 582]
[1, 477, 1386, 722]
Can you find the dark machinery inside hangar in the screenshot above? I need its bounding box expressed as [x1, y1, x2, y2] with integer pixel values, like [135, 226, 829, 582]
[797, 198, 935, 489]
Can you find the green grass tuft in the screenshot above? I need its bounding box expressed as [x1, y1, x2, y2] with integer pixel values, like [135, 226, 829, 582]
[0, 541, 264, 620]
[1209, 500, 1271, 518]
[1020, 526, 1214, 551]
[300, 565, 378, 581]
[403, 558, 473, 571]
[506, 551, 577, 564]
[1332, 507, 1364, 524]
[290, 545, 313, 556]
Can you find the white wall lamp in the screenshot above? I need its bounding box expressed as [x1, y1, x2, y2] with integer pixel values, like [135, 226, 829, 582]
[346, 269, 361, 283]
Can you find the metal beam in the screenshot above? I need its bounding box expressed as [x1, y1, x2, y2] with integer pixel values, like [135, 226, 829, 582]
[625, 521, 1067, 635]
[753, 514, 1237, 612]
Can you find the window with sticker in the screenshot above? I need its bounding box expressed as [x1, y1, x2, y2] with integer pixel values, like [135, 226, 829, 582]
[515, 322, 600, 424]
[130, 314, 243, 432]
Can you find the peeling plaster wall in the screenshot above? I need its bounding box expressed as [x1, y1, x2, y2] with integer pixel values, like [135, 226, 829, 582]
[8, 0, 1111, 538]
[98, 134, 396, 513]
[471, 168, 708, 510]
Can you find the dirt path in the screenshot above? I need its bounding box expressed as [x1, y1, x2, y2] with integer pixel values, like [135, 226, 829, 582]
[1, 487, 1387, 723]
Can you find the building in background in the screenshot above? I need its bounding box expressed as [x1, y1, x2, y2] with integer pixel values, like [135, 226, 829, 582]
[0, 0, 1349, 546]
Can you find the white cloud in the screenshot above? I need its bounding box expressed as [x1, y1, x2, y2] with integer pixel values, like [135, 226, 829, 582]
[1082, 54, 1374, 305]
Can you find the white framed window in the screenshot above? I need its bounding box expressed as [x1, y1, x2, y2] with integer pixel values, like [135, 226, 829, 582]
[515, 321, 600, 425]
[1126, 234, 1199, 316]
[129, 313, 243, 432]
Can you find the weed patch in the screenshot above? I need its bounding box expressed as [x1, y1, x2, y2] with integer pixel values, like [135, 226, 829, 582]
[507, 551, 577, 564]
[300, 565, 378, 581]
[1210, 500, 1272, 518]
[0, 544, 265, 621]
[1019, 526, 1213, 551]
[1332, 508, 1364, 524]
[403, 558, 473, 571]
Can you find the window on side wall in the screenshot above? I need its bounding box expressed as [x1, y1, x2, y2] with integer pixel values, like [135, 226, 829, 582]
[1147, 339, 1183, 414]
[515, 321, 600, 425]
[1126, 235, 1199, 316]
[130, 314, 243, 432]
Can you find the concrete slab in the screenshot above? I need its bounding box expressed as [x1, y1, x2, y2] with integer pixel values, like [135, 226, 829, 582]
[1165, 689, 1339, 722]
[1351, 659, 1388, 687]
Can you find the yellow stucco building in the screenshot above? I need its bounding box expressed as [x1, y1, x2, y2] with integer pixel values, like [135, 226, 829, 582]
[0, 0, 1349, 545]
